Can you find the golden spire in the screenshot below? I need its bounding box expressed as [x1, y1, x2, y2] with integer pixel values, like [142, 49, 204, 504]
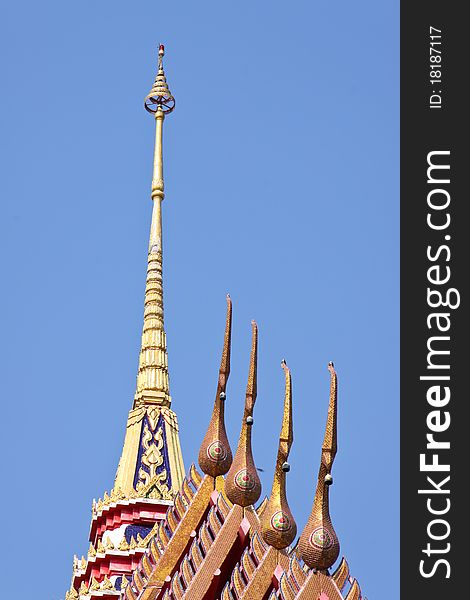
[113, 46, 185, 497]
[198, 296, 233, 477]
[135, 45, 175, 408]
[225, 321, 262, 507]
[260, 361, 297, 549]
[298, 362, 340, 571]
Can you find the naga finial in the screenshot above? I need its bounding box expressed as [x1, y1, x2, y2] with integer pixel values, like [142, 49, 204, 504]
[225, 321, 262, 507]
[260, 360, 297, 549]
[298, 361, 340, 570]
[198, 295, 234, 477]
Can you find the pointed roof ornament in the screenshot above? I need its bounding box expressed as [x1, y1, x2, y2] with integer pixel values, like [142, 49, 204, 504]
[198, 295, 234, 477]
[298, 362, 340, 571]
[261, 360, 297, 549]
[225, 321, 262, 507]
[144, 45, 175, 114]
[130, 44, 178, 406]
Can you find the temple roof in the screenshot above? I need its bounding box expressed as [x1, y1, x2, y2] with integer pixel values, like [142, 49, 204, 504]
[119, 299, 364, 600]
[122, 468, 362, 600]
[64, 46, 365, 600]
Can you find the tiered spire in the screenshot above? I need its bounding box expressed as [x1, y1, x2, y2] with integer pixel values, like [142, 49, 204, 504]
[298, 362, 340, 570]
[225, 321, 262, 507]
[67, 44, 187, 600]
[198, 295, 234, 477]
[114, 45, 184, 497]
[260, 361, 297, 549]
[135, 44, 174, 407]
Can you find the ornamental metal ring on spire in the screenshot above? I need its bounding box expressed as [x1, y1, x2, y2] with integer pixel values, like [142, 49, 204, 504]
[144, 44, 175, 114]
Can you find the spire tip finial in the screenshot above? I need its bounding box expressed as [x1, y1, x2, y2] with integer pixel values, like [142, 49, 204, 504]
[145, 45, 175, 114]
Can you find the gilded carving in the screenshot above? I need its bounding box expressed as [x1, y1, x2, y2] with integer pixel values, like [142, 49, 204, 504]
[101, 576, 114, 590]
[119, 537, 130, 551]
[87, 543, 96, 558]
[78, 581, 88, 595]
[135, 421, 172, 499]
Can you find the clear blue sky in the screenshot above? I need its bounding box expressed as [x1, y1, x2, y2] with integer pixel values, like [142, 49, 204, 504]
[1, 2, 398, 598]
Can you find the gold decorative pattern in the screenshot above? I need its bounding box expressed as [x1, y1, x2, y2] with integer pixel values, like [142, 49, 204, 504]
[261, 361, 297, 549]
[225, 321, 262, 507]
[198, 295, 233, 476]
[135, 422, 172, 499]
[114, 409, 184, 497]
[298, 362, 340, 571]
